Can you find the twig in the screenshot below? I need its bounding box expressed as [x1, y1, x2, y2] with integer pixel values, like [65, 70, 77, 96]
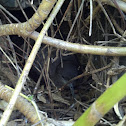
[97, 0, 125, 40]
[66, 0, 85, 41]
[89, 0, 93, 36]
[0, 47, 17, 70]
[0, 4, 20, 23]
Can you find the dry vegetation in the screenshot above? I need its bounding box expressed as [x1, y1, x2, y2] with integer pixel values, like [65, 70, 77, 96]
[0, 0, 126, 125]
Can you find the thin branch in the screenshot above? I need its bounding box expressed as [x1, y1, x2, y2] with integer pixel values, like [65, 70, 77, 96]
[89, 0, 93, 36]
[66, 0, 85, 41]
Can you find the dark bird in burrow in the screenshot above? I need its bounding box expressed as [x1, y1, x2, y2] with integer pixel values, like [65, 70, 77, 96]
[34, 46, 80, 97]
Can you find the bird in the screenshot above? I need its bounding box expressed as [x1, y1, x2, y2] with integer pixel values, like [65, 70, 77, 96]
[50, 54, 79, 97]
[34, 46, 79, 97]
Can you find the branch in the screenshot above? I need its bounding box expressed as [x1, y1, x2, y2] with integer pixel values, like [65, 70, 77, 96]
[30, 31, 126, 56]
[0, 0, 56, 36]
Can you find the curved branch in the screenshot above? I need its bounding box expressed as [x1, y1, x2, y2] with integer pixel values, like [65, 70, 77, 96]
[31, 31, 126, 56]
[0, 0, 56, 36]
[0, 83, 40, 125]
